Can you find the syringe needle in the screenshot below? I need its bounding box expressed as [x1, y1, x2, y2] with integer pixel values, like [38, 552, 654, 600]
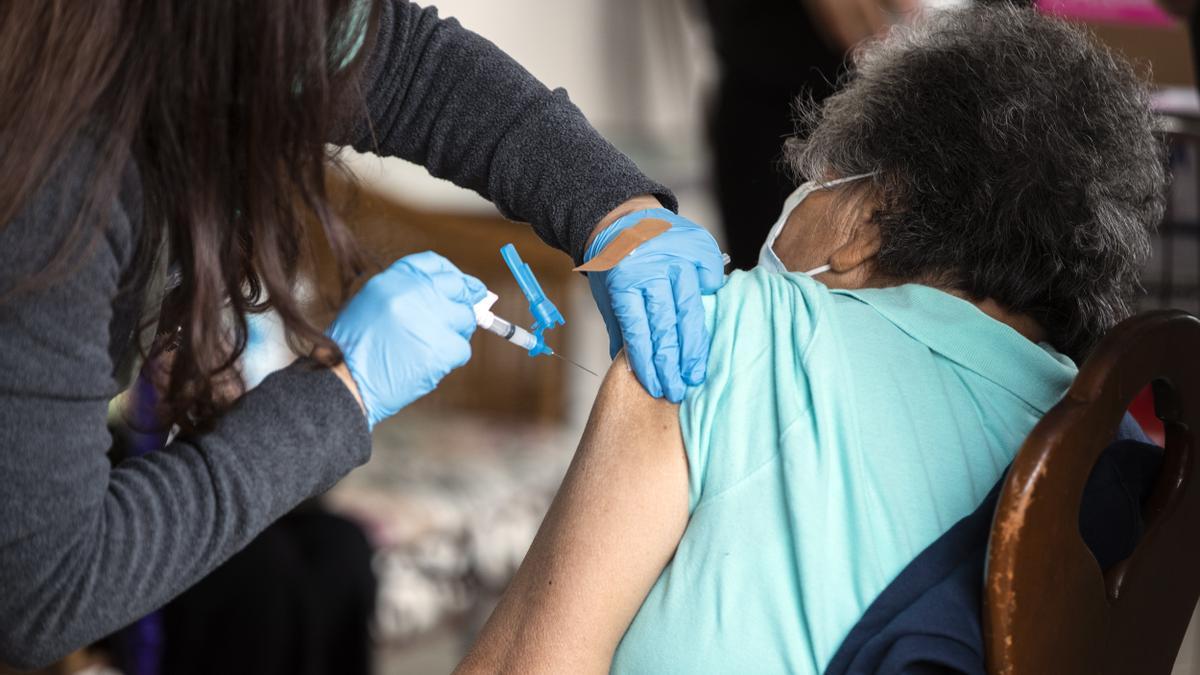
[550, 351, 600, 377]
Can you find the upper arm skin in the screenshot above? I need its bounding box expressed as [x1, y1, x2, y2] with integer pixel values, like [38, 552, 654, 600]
[456, 354, 690, 674]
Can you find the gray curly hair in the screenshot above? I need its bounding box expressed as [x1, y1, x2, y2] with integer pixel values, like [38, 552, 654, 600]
[786, 4, 1166, 360]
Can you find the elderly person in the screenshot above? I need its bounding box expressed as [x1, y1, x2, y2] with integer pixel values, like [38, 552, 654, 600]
[457, 5, 1164, 674]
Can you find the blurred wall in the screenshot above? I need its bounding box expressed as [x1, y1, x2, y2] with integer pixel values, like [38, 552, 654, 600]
[424, 0, 713, 145]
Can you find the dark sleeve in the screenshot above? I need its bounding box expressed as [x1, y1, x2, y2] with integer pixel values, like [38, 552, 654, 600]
[332, 0, 677, 264]
[0, 161, 372, 669]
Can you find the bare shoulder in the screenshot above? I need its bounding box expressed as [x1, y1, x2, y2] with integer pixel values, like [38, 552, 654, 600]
[582, 352, 683, 453]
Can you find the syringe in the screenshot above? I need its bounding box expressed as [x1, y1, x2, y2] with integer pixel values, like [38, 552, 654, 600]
[473, 291, 599, 376]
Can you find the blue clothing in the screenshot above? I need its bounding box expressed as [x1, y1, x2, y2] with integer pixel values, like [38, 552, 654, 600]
[611, 269, 1078, 674]
[825, 422, 1160, 675]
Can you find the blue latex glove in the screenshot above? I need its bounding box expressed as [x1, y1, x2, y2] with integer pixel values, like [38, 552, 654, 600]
[584, 209, 726, 402]
[328, 251, 486, 429]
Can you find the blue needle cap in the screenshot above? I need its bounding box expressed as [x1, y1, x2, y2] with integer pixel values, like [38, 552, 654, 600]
[500, 243, 565, 357]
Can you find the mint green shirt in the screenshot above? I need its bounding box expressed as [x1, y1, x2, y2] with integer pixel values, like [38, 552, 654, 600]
[611, 269, 1077, 674]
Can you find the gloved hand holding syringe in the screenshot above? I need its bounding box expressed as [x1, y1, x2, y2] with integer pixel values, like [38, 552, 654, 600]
[327, 244, 596, 432]
[473, 244, 599, 376]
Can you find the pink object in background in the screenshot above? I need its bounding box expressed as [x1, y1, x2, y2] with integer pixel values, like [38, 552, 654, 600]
[1037, 0, 1175, 26]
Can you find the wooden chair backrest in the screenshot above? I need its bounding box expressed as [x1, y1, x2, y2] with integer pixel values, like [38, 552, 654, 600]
[985, 310, 1200, 675]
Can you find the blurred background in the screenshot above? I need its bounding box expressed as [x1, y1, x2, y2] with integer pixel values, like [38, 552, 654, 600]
[61, 1, 1200, 674]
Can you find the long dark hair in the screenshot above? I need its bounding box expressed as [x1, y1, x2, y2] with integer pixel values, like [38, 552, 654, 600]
[0, 0, 377, 429]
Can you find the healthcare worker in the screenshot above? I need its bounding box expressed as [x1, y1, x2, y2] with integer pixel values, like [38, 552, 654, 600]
[0, 0, 724, 668]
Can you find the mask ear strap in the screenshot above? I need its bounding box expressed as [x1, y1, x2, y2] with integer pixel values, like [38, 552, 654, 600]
[817, 171, 878, 189]
[802, 172, 879, 277]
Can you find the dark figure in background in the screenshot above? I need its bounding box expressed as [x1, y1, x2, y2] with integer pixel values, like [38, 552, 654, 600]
[701, 0, 848, 271]
[106, 383, 376, 675]
[161, 506, 376, 675]
[701, 0, 1034, 271]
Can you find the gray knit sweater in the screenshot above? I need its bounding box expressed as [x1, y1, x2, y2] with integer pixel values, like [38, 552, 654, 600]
[0, 1, 672, 667]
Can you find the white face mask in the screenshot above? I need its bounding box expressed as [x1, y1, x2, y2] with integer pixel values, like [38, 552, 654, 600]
[757, 172, 877, 276]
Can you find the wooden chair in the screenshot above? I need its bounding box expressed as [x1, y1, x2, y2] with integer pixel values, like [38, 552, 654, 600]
[985, 310, 1200, 674]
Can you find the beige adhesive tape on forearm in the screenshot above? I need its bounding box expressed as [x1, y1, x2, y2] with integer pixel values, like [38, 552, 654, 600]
[572, 218, 672, 273]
